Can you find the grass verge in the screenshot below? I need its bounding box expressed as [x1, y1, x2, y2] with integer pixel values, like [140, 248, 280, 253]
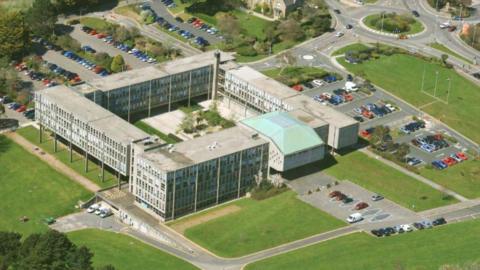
[134, 121, 182, 144]
[175, 191, 345, 257]
[0, 135, 91, 235]
[68, 229, 198, 270]
[429, 42, 473, 64]
[246, 219, 480, 270]
[17, 126, 118, 188]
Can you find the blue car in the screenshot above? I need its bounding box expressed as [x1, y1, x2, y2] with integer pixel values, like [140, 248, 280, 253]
[432, 160, 447, 170]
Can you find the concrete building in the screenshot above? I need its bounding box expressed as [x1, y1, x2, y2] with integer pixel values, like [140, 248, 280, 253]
[241, 111, 325, 172]
[77, 51, 234, 121]
[220, 65, 359, 150]
[131, 126, 269, 221]
[34, 85, 153, 180]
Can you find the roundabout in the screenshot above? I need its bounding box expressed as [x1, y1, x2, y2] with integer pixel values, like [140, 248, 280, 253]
[362, 12, 425, 36]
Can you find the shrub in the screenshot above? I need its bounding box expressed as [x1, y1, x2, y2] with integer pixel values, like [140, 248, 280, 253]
[236, 45, 258, 57]
[250, 181, 288, 200]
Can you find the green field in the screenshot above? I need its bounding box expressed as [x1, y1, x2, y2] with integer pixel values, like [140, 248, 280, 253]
[363, 13, 424, 35]
[177, 191, 345, 257]
[429, 42, 474, 64]
[79, 17, 114, 32]
[246, 219, 480, 270]
[17, 126, 118, 188]
[339, 53, 480, 144]
[320, 151, 457, 211]
[419, 159, 480, 199]
[0, 135, 91, 235]
[68, 229, 198, 270]
[262, 66, 332, 86]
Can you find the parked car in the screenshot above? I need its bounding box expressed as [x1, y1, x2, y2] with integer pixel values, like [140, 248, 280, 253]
[87, 203, 100, 213]
[329, 191, 342, 198]
[312, 79, 324, 87]
[432, 217, 447, 226]
[371, 194, 384, 201]
[456, 152, 468, 161]
[353, 115, 364, 122]
[346, 213, 363, 223]
[400, 224, 413, 232]
[412, 10, 420, 17]
[354, 202, 369, 210]
[406, 157, 423, 166]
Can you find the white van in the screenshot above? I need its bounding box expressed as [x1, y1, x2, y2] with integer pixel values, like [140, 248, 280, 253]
[87, 203, 100, 213]
[345, 81, 358, 92]
[99, 208, 112, 218]
[346, 213, 363, 223]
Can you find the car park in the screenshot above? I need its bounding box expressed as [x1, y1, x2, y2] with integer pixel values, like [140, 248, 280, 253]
[400, 121, 425, 134]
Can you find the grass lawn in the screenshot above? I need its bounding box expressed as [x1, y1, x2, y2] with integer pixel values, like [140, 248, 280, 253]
[114, 4, 143, 23]
[338, 53, 480, 144]
[419, 159, 480, 199]
[429, 42, 473, 64]
[17, 126, 118, 188]
[134, 121, 182, 144]
[262, 66, 335, 86]
[79, 17, 114, 32]
[363, 13, 424, 35]
[332, 43, 371, 56]
[176, 191, 345, 257]
[0, 135, 91, 235]
[0, 0, 32, 11]
[68, 229, 198, 270]
[321, 151, 457, 211]
[246, 218, 480, 270]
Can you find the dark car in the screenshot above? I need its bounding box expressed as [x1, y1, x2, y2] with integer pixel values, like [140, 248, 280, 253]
[342, 197, 353, 204]
[412, 10, 420, 17]
[346, 74, 353, 81]
[175, 16, 184, 23]
[334, 9, 341, 14]
[371, 229, 384, 237]
[413, 222, 424, 230]
[345, 24, 353, 29]
[472, 73, 480, 80]
[432, 217, 447, 226]
[303, 82, 314, 89]
[353, 115, 364, 122]
[384, 227, 395, 235]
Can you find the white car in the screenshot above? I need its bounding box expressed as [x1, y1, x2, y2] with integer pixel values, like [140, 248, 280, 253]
[400, 224, 413, 232]
[88, 203, 100, 213]
[440, 22, 451, 29]
[385, 103, 396, 112]
[346, 213, 363, 223]
[335, 32, 344, 37]
[312, 79, 324, 87]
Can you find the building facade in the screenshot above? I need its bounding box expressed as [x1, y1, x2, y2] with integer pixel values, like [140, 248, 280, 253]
[130, 127, 269, 221]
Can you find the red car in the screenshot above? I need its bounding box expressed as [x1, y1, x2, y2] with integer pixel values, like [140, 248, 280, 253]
[96, 33, 107, 39]
[89, 30, 97, 35]
[360, 129, 372, 138]
[343, 93, 353, 102]
[456, 152, 468, 161]
[16, 105, 27, 113]
[442, 157, 456, 166]
[355, 202, 369, 210]
[292, 85, 303, 92]
[329, 191, 342, 198]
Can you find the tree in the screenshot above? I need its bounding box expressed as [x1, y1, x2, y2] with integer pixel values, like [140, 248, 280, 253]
[276, 19, 304, 42]
[55, 35, 81, 52]
[370, 125, 390, 146]
[26, 0, 58, 39]
[180, 112, 195, 133]
[394, 143, 410, 161]
[0, 11, 30, 60]
[0, 232, 21, 256]
[441, 54, 449, 63]
[217, 13, 241, 42]
[110, 55, 125, 73]
[97, 265, 116, 270]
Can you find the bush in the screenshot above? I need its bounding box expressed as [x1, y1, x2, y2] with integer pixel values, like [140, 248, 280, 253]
[236, 45, 258, 57]
[250, 181, 288, 200]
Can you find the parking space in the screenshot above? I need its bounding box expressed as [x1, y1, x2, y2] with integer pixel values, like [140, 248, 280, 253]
[42, 50, 100, 82]
[70, 25, 150, 69]
[50, 211, 125, 233]
[290, 178, 419, 226]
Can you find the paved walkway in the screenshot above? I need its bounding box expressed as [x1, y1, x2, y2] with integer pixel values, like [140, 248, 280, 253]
[360, 148, 469, 202]
[6, 132, 101, 192]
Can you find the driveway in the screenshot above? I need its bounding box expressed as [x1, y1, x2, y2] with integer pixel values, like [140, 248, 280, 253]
[70, 24, 150, 69]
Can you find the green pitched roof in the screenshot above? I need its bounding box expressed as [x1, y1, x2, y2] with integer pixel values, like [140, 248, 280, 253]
[241, 111, 324, 155]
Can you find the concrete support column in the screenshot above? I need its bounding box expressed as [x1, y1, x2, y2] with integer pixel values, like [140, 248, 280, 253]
[207, 66, 212, 100]
[194, 166, 199, 212]
[53, 132, 57, 153]
[69, 141, 73, 163]
[216, 158, 221, 204]
[85, 151, 89, 172]
[39, 125, 43, 143]
[117, 171, 121, 190]
[211, 51, 220, 100]
[237, 151, 243, 198]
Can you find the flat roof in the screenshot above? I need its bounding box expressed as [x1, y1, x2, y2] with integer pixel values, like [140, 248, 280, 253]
[288, 109, 328, 129]
[140, 126, 267, 171]
[283, 94, 358, 128]
[241, 111, 324, 155]
[225, 66, 298, 100]
[84, 51, 235, 93]
[38, 85, 151, 144]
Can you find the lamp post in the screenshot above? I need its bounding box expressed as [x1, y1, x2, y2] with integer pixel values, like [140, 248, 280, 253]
[433, 71, 439, 97]
[446, 77, 452, 104]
